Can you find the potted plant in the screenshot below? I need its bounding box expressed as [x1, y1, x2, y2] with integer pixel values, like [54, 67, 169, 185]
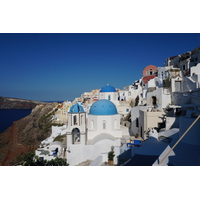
[108, 145, 115, 166]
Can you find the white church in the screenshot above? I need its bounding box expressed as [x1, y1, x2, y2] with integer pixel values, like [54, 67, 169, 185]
[66, 97, 129, 166]
[98, 84, 131, 115]
[35, 84, 131, 165]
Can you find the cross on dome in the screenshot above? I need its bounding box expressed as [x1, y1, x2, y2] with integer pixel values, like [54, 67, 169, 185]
[100, 84, 116, 92]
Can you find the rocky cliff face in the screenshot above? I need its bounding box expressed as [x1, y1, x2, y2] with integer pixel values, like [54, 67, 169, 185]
[0, 96, 47, 109]
[0, 102, 59, 166]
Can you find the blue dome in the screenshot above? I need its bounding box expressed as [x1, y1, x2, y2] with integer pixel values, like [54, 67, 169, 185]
[89, 99, 118, 115]
[100, 85, 116, 92]
[69, 103, 84, 113]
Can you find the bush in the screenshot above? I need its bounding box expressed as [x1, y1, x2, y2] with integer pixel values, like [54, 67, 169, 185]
[108, 146, 115, 161]
[53, 134, 66, 142]
[46, 157, 69, 166]
[20, 152, 69, 166]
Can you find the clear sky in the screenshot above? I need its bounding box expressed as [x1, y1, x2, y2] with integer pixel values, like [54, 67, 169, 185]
[0, 33, 200, 101]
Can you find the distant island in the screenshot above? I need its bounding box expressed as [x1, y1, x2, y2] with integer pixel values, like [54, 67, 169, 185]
[0, 96, 48, 109]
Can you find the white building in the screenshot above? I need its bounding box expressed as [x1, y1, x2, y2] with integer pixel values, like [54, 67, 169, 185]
[120, 79, 144, 106]
[130, 105, 148, 136]
[98, 84, 131, 115]
[66, 99, 129, 166]
[66, 103, 86, 146]
[98, 84, 119, 103]
[87, 99, 123, 144]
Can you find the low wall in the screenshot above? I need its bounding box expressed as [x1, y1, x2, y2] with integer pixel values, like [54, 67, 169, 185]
[89, 155, 103, 166]
[67, 139, 121, 166]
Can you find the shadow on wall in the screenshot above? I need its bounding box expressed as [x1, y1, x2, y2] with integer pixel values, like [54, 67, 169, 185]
[129, 128, 134, 136]
[166, 117, 180, 130]
[170, 117, 180, 129]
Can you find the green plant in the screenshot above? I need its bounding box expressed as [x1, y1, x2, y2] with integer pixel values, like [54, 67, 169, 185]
[51, 123, 65, 126]
[20, 152, 45, 166]
[20, 152, 69, 166]
[46, 157, 69, 166]
[164, 77, 171, 88]
[43, 122, 50, 132]
[53, 134, 66, 142]
[108, 146, 115, 161]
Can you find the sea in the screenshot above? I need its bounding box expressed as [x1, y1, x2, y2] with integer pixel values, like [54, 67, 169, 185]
[0, 109, 32, 133]
[0, 100, 64, 134]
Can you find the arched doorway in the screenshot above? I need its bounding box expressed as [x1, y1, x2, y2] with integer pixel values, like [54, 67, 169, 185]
[72, 128, 80, 144]
[152, 96, 157, 108]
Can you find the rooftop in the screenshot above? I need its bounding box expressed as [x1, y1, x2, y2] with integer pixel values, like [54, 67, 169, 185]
[89, 99, 118, 115]
[100, 84, 116, 92]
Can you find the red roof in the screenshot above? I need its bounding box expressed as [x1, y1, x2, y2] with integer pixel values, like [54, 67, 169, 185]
[142, 75, 156, 84]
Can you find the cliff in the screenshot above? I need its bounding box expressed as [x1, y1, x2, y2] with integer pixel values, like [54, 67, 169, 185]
[0, 96, 47, 109]
[0, 102, 59, 166]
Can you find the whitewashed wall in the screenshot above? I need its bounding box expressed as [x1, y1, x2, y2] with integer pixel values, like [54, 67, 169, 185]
[67, 139, 121, 166]
[130, 106, 148, 136]
[171, 92, 191, 105]
[52, 125, 67, 136]
[99, 92, 118, 102]
[87, 114, 122, 140]
[147, 88, 171, 109]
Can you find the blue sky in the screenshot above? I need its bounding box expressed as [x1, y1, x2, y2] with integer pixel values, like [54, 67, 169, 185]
[0, 33, 200, 101]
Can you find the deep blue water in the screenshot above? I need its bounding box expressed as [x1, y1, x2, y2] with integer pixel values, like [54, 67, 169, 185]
[44, 101, 64, 103]
[0, 109, 32, 133]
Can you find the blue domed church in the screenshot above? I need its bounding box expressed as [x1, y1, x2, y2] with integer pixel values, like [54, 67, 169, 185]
[66, 99, 129, 166]
[99, 84, 119, 103]
[98, 84, 131, 116]
[87, 99, 122, 144]
[66, 103, 86, 146]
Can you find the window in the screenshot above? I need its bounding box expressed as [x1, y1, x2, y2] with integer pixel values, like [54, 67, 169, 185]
[103, 120, 106, 129]
[114, 119, 117, 129]
[73, 115, 77, 125]
[149, 69, 153, 75]
[152, 96, 157, 106]
[136, 118, 139, 127]
[91, 120, 94, 129]
[175, 81, 181, 91]
[72, 128, 80, 144]
[126, 108, 129, 112]
[108, 95, 111, 100]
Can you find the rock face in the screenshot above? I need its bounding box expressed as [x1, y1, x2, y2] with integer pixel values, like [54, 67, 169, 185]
[0, 96, 47, 109]
[0, 102, 59, 166]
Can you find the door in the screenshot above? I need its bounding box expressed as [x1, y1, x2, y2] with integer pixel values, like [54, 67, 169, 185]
[175, 81, 181, 91]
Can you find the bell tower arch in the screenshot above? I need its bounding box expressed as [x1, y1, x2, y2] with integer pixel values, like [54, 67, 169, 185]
[66, 103, 86, 146]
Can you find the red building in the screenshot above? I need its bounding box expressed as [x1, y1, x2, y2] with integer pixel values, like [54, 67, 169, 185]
[142, 65, 157, 85]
